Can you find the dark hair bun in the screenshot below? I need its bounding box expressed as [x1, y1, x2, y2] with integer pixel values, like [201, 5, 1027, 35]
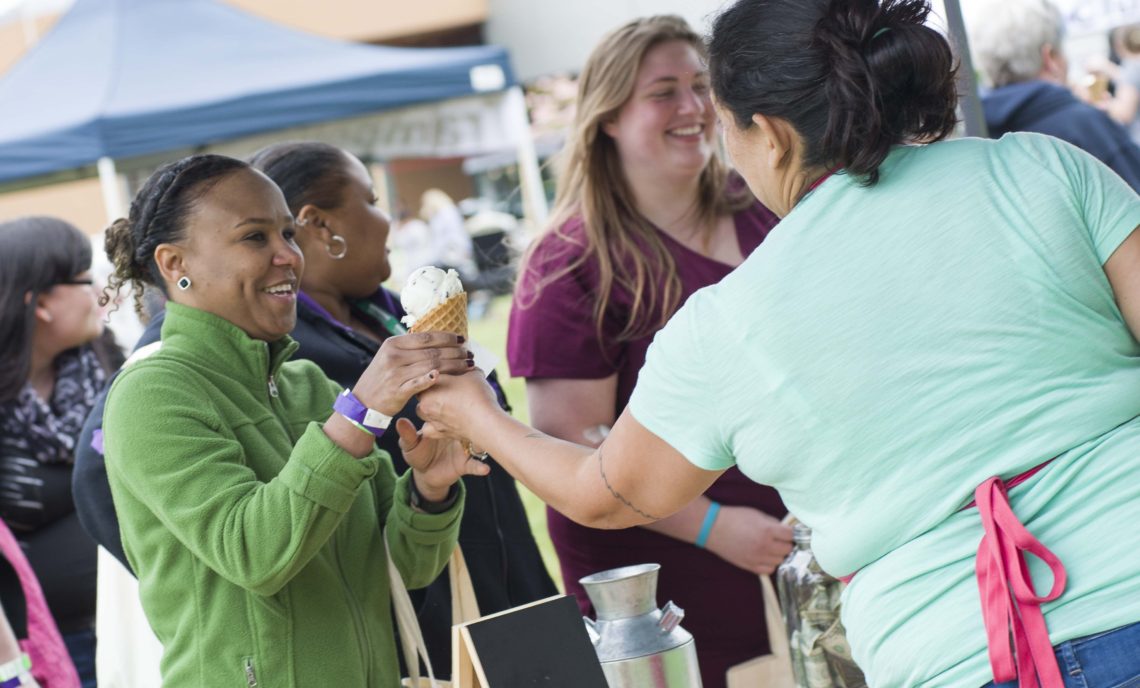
[814, 0, 958, 182]
[709, 0, 958, 186]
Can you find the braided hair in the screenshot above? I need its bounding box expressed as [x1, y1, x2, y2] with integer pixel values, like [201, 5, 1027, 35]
[102, 154, 249, 316]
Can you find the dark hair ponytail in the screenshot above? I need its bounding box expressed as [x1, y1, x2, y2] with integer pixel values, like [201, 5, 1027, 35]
[710, 0, 958, 185]
[102, 154, 249, 315]
[248, 142, 352, 214]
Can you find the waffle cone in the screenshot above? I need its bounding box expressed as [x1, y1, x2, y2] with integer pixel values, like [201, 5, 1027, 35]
[408, 292, 468, 339]
[409, 291, 476, 456]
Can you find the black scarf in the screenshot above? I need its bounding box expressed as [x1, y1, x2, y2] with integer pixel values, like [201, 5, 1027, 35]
[0, 346, 106, 465]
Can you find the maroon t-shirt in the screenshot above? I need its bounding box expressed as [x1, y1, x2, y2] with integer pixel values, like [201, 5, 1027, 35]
[507, 200, 786, 688]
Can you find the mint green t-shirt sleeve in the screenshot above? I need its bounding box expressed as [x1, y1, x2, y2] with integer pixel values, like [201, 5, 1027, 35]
[628, 289, 734, 471]
[1049, 136, 1140, 262]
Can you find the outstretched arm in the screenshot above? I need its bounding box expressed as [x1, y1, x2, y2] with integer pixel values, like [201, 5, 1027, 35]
[526, 376, 791, 572]
[418, 371, 721, 529]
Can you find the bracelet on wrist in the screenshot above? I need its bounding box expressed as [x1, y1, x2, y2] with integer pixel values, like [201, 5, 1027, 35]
[695, 501, 721, 549]
[332, 388, 392, 438]
[409, 478, 460, 514]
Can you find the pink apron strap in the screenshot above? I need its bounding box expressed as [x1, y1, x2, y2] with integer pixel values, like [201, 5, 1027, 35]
[974, 476, 1066, 688]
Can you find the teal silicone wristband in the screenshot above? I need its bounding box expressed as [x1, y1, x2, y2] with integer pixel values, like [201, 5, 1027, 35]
[695, 501, 721, 549]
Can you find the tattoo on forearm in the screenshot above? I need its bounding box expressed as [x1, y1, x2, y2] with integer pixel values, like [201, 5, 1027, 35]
[598, 446, 661, 520]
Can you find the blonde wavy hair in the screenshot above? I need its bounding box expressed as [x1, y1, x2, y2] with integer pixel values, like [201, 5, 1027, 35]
[519, 15, 750, 344]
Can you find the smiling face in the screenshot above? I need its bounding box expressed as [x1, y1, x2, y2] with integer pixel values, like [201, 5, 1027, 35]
[603, 39, 716, 183]
[167, 168, 303, 341]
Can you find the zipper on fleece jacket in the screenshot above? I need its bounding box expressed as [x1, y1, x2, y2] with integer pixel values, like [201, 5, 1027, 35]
[243, 657, 258, 687]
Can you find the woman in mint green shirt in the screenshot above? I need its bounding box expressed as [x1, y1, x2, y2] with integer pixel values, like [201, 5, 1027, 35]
[416, 1, 1140, 686]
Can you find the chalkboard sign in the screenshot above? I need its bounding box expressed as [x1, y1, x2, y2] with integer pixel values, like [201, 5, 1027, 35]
[451, 594, 609, 687]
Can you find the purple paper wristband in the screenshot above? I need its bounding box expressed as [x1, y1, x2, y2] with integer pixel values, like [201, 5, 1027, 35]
[332, 389, 390, 438]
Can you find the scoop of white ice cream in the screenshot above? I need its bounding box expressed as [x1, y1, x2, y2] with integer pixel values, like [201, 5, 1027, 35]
[400, 266, 464, 327]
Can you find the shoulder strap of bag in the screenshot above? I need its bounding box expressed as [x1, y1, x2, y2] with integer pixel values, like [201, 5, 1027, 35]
[384, 527, 440, 687]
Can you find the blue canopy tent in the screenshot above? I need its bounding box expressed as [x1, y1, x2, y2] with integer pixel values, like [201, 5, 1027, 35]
[0, 0, 547, 222]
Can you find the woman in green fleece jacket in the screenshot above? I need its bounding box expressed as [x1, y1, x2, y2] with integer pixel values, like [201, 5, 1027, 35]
[99, 153, 489, 687]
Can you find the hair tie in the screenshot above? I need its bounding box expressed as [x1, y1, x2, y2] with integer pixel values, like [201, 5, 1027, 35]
[872, 27, 891, 40]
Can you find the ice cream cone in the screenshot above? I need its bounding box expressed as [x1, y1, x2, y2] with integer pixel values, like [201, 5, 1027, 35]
[408, 291, 468, 339]
[406, 291, 480, 458]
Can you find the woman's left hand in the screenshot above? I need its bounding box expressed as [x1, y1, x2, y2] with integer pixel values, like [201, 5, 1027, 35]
[395, 418, 490, 502]
[705, 506, 794, 575]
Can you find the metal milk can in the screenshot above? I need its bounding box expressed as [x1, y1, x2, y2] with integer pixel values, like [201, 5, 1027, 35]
[580, 563, 703, 688]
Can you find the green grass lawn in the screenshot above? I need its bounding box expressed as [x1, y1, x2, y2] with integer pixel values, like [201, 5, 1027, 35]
[468, 295, 564, 592]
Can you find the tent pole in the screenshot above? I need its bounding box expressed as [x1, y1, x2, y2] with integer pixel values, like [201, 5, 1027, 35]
[506, 86, 548, 232]
[942, 0, 988, 138]
[97, 157, 128, 224]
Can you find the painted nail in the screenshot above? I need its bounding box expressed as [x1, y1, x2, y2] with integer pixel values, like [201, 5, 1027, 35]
[466, 360, 475, 368]
[457, 336, 466, 344]
[429, 370, 438, 380]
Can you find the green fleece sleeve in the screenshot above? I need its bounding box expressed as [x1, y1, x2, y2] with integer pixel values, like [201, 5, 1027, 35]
[380, 471, 465, 590]
[105, 364, 383, 596]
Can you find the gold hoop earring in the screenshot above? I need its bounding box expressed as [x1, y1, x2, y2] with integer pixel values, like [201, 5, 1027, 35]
[327, 235, 347, 260]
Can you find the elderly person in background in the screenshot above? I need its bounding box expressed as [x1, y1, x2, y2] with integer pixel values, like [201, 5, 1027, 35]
[966, 0, 1140, 189]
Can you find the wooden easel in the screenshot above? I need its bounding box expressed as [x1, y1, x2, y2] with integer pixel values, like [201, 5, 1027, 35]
[451, 620, 486, 688]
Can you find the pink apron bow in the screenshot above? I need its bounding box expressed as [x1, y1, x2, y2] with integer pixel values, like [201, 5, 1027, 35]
[973, 476, 1067, 688]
